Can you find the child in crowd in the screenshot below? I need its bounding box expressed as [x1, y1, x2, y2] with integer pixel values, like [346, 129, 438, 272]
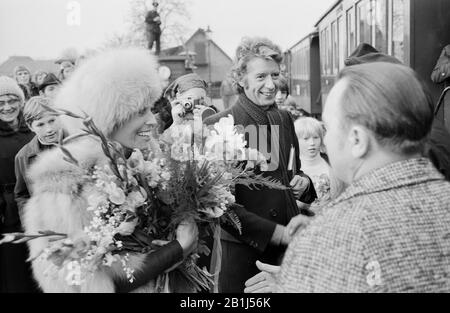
[294, 117, 332, 206]
[14, 96, 65, 217]
[14, 65, 39, 100]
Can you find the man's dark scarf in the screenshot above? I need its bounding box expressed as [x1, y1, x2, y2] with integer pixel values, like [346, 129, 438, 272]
[234, 95, 301, 221]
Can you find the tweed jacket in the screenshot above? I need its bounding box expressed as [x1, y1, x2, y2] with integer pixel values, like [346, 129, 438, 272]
[277, 158, 450, 293]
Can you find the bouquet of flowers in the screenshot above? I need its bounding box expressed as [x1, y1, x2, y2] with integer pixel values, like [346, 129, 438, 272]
[313, 173, 331, 203]
[0, 109, 288, 292]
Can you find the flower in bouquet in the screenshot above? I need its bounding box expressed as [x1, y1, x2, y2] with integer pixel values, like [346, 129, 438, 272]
[204, 115, 247, 162]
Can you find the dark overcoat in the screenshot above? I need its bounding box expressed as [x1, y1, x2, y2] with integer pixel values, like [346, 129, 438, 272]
[203, 94, 317, 292]
[0, 115, 38, 292]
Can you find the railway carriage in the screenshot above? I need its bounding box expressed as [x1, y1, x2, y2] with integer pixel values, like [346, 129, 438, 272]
[286, 0, 450, 115]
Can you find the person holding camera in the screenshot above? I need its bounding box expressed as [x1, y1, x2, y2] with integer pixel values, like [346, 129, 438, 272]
[160, 73, 217, 144]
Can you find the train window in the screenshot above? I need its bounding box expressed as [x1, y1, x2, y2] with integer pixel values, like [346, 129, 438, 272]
[326, 26, 332, 75]
[346, 7, 356, 56]
[332, 21, 338, 74]
[374, 0, 388, 53]
[356, 0, 373, 46]
[392, 0, 405, 62]
[301, 48, 304, 79]
[320, 30, 326, 75]
[294, 48, 301, 81]
[338, 16, 346, 70]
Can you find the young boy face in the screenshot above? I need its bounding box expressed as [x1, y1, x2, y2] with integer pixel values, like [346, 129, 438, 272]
[29, 113, 63, 144]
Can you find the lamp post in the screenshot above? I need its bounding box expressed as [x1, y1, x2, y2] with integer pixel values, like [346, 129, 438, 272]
[205, 26, 212, 97]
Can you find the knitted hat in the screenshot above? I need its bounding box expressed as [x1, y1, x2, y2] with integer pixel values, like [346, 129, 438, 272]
[344, 43, 402, 66]
[14, 65, 31, 75]
[54, 48, 163, 137]
[38, 73, 61, 92]
[0, 76, 25, 102]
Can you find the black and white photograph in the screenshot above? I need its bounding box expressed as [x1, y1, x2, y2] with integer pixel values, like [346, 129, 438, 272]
[0, 0, 449, 299]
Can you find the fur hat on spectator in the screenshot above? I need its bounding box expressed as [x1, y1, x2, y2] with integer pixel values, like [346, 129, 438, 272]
[54, 48, 163, 137]
[0, 76, 25, 102]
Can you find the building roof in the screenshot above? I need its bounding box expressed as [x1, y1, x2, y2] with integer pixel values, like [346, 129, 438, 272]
[160, 45, 185, 57]
[161, 28, 233, 62]
[0, 56, 59, 77]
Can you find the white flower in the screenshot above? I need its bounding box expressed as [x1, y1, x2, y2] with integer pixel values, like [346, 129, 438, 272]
[126, 190, 146, 209]
[98, 236, 114, 250]
[161, 171, 171, 181]
[87, 191, 108, 208]
[213, 115, 235, 136]
[105, 182, 126, 205]
[127, 149, 145, 173]
[103, 253, 118, 267]
[116, 219, 138, 236]
[204, 115, 247, 162]
[97, 247, 107, 255]
[200, 206, 224, 218]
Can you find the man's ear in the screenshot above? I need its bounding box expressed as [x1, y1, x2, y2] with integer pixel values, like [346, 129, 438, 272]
[238, 77, 246, 89]
[348, 125, 370, 159]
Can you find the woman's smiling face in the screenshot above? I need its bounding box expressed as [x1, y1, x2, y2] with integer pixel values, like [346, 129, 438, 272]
[0, 95, 21, 124]
[110, 107, 158, 150]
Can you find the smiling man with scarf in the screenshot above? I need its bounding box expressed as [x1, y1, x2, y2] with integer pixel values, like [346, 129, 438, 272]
[204, 37, 317, 292]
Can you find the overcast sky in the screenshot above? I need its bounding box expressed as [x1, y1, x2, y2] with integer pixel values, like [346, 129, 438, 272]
[0, 0, 335, 63]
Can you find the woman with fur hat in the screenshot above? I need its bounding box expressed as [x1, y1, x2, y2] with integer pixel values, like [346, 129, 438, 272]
[0, 76, 39, 292]
[22, 48, 198, 293]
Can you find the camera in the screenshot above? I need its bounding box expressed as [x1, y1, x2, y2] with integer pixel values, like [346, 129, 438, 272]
[181, 98, 203, 113]
[173, 96, 216, 120]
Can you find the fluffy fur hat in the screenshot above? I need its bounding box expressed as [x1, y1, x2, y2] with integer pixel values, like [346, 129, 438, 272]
[54, 48, 163, 137]
[0, 75, 25, 102]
